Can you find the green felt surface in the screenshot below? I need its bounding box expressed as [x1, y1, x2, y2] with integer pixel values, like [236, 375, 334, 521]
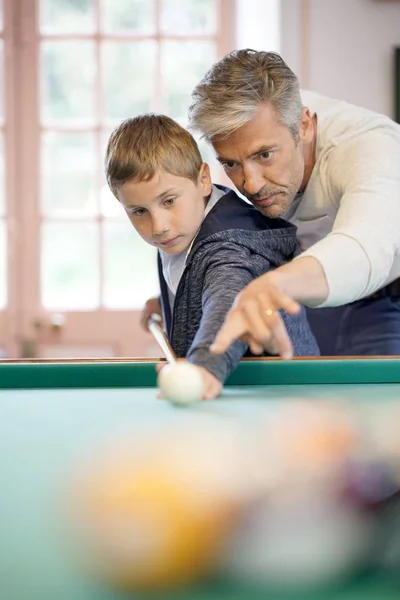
[1, 360, 400, 599]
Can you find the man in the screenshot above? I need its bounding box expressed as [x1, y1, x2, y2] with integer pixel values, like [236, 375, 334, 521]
[188, 49, 400, 358]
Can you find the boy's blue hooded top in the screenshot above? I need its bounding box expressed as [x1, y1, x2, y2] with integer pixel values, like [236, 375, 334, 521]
[158, 186, 319, 382]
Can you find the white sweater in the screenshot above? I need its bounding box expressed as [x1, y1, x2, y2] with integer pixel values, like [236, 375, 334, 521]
[286, 90, 400, 307]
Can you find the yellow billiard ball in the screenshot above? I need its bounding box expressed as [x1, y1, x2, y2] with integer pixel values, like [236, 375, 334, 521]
[67, 427, 241, 592]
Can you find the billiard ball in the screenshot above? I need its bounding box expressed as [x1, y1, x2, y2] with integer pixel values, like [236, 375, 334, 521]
[217, 401, 373, 590]
[66, 421, 246, 592]
[157, 362, 204, 405]
[220, 486, 374, 590]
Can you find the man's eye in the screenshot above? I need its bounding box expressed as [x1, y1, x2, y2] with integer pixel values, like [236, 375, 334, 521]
[132, 208, 147, 216]
[259, 151, 272, 160]
[222, 160, 237, 170]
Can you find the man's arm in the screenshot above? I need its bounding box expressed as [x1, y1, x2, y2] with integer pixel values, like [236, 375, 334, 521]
[300, 128, 400, 306]
[210, 256, 326, 358]
[268, 255, 329, 305]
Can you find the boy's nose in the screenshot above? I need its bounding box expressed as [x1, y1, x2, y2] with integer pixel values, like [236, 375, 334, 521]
[151, 215, 170, 237]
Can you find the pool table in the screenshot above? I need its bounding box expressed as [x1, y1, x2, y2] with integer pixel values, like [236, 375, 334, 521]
[0, 357, 400, 600]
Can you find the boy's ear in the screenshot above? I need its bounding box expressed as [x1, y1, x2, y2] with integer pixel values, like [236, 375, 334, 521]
[198, 162, 212, 197]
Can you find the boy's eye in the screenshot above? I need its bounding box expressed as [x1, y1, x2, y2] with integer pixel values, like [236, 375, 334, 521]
[164, 197, 175, 206]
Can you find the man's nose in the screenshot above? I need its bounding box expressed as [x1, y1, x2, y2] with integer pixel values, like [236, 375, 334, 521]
[243, 164, 265, 196]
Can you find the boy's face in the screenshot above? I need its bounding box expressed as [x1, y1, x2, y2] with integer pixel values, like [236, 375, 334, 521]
[117, 164, 212, 255]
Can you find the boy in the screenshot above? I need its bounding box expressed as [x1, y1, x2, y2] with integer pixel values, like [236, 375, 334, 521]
[105, 114, 319, 399]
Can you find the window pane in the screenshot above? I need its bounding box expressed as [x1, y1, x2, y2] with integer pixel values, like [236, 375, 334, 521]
[0, 220, 6, 309]
[41, 132, 97, 216]
[0, 133, 4, 215]
[161, 41, 216, 120]
[40, 0, 95, 34]
[100, 0, 155, 34]
[41, 223, 99, 309]
[161, 0, 217, 34]
[102, 41, 156, 119]
[99, 128, 126, 218]
[103, 221, 159, 309]
[0, 42, 3, 121]
[41, 41, 95, 123]
[100, 182, 126, 218]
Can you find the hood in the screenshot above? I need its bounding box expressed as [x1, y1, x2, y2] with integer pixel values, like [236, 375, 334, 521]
[189, 188, 298, 265]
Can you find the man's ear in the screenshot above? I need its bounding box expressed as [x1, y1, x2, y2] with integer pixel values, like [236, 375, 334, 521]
[199, 162, 213, 197]
[299, 107, 315, 144]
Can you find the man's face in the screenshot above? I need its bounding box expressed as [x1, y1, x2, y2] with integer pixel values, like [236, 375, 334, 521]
[212, 103, 311, 218]
[117, 166, 212, 255]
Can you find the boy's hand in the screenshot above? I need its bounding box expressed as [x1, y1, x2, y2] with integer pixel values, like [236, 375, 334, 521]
[141, 297, 163, 332]
[196, 365, 223, 400]
[156, 362, 223, 400]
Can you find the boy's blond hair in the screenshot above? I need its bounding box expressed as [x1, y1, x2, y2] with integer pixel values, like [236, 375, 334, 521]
[105, 114, 203, 196]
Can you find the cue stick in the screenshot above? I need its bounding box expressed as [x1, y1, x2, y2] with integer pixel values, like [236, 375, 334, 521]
[147, 313, 177, 364]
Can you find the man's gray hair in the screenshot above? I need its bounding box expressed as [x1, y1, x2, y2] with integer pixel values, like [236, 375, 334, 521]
[189, 49, 303, 141]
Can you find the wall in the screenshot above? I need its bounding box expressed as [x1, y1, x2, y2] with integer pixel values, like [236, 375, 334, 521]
[235, 0, 281, 52]
[280, 0, 400, 119]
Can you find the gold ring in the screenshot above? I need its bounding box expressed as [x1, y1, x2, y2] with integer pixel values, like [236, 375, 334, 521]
[265, 309, 277, 317]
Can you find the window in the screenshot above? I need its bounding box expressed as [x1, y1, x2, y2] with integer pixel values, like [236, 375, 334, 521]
[38, 0, 231, 311]
[0, 3, 5, 310]
[0, 0, 234, 357]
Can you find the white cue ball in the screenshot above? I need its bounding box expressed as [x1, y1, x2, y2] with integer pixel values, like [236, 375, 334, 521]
[157, 362, 205, 405]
